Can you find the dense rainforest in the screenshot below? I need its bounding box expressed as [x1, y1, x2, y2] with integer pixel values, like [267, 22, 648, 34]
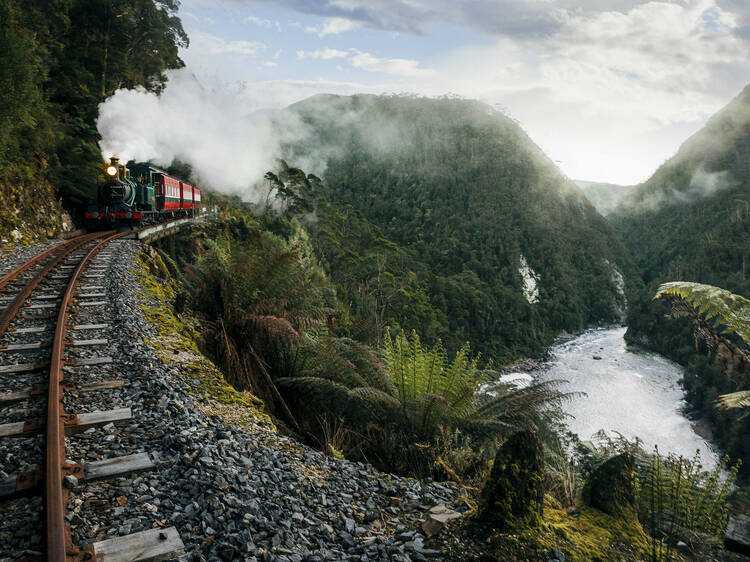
[611, 83, 750, 475]
[0, 0, 186, 241]
[278, 94, 639, 362]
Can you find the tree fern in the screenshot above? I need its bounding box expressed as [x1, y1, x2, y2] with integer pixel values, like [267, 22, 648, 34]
[654, 281, 750, 409]
[636, 448, 738, 559]
[654, 282, 750, 345]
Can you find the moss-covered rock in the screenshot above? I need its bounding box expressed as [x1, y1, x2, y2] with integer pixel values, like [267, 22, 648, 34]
[0, 157, 73, 248]
[441, 495, 653, 561]
[584, 453, 636, 516]
[478, 429, 545, 531]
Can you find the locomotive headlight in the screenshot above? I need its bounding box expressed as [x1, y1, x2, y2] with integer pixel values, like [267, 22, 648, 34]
[106, 165, 118, 177]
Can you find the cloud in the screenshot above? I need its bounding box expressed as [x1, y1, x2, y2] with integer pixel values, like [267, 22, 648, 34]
[350, 50, 434, 77]
[295, 47, 434, 77]
[145, 0, 750, 184]
[415, 0, 750, 183]
[190, 31, 266, 56]
[252, 0, 750, 43]
[246, 15, 282, 31]
[293, 16, 359, 36]
[296, 48, 348, 60]
[180, 10, 217, 25]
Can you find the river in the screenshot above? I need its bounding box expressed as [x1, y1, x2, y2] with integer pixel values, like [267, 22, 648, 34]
[518, 327, 718, 465]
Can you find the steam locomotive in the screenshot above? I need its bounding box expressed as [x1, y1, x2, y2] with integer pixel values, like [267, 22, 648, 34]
[85, 157, 201, 227]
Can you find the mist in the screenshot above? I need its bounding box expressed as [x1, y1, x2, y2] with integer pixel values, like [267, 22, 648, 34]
[97, 71, 309, 201]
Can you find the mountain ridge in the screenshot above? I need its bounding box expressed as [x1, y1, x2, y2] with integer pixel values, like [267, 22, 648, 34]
[276, 94, 639, 361]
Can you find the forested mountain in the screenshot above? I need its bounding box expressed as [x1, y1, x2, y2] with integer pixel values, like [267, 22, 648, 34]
[0, 0, 185, 241]
[610, 84, 750, 471]
[575, 180, 635, 215]
[277, 94, 639, 362]
[610, 84, 750, 288]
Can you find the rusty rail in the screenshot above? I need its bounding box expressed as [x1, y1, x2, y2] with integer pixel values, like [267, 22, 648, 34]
[0, 233, 109, 339]
[0, 234, 98, 293]
[46, 230, 132, 562]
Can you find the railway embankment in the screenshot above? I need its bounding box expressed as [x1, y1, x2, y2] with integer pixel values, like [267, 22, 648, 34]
[126, 241, 467, 560]
[0, 237, 466, 560]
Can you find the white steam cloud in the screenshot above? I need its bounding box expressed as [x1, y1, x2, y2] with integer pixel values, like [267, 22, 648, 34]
[97, 71, 297, 200]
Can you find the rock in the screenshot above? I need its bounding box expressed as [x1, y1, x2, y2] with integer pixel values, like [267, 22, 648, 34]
[584, 453, 635, 516]
[725, 513, 750, 556]
[592, 355, 602, 360]
[551, 548, 566, 561]
[63, 475, 78, 489]
[421, 504, 461, 537]
[478, 429, 545, 531]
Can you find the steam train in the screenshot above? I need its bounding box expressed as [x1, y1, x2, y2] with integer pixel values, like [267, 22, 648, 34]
[85, 157, 201, 227]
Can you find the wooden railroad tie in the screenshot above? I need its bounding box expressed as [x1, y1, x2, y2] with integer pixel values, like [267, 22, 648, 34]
[0, 407, 132, 437]
[0, 380, 124, 404]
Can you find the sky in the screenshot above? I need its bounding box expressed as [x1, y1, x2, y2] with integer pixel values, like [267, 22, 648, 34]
[168, 0, 750, 185]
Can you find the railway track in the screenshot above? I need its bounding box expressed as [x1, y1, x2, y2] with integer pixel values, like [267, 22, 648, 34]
[0, 232, 185, 561]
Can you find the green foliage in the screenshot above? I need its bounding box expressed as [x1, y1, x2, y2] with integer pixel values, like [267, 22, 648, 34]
[189, 221, 336, 408]
[379, 329, 574, 445]
[278, 324, 575, 476]
[575, 433, 738, 559]
[614, 85, 750, 480]
[0, 0, 43, 164]
[382, 329, 482, 428]
[262, 160, 319, 218]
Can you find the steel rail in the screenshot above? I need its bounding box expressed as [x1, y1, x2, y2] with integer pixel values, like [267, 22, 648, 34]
[46, 230, 131, 562]
[0, 234, 91, 293]
[0, 232, 110, 340]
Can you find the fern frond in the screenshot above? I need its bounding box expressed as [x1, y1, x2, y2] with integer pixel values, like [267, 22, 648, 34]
[717, 390, 750, 409]
[245, 315, 300, 343]
[654, 282, 750, 346]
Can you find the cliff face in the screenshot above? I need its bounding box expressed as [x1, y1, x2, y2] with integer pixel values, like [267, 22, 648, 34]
[0, 160, 73, 247]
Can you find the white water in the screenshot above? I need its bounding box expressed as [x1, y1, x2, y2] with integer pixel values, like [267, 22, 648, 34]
[533, 327, 718, 466]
